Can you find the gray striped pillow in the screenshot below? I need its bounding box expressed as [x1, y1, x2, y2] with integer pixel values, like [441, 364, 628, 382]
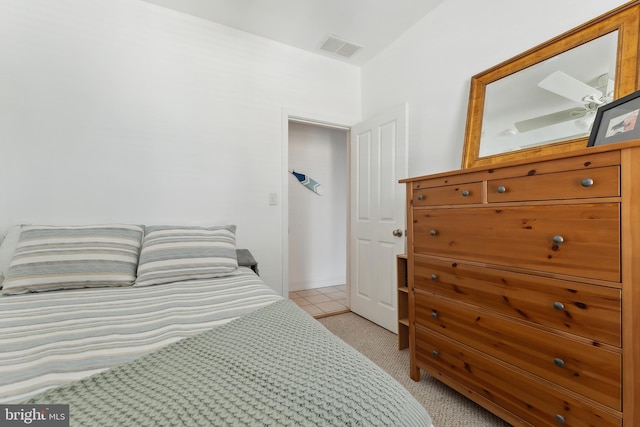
[2, 224, 144, 295]
[134, 225, 238, 287]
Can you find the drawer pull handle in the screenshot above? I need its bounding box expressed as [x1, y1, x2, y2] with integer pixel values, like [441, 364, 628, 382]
[431, 274, 438, 281]
[497, 185, 506, 193]
[580, 178, 594, 187]
[553, 301, 565, 311]
[554, 414, 566, 424]
[432, 350, 439, 358]
[553, 358, 566, 368]
[417, 194, 424, 201]
[552, 235, 564, 244]
[431, 310, 438, 319]
[429, 229, 437, 236]
[461, 190, 470, 197]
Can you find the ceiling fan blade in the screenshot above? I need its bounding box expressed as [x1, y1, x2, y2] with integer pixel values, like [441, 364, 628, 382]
[514, 107, 587, 133]
[606, 78, 615, 98]
[538, 70, 603, 104]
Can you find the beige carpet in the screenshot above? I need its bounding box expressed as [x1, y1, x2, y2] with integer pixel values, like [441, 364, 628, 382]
[317, 312, 511, 427]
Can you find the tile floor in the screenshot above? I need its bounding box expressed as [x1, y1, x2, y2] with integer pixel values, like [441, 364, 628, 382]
[289, 285, 350, 318]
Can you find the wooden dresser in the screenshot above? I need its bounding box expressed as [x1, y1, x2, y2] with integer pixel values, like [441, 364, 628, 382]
[402, 141, 640, 426]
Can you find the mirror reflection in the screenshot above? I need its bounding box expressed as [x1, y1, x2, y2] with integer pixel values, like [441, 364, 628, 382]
[479, 31, 618, 157]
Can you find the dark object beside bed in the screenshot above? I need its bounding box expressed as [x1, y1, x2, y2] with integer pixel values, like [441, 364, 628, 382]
[236, 248, 259, 275]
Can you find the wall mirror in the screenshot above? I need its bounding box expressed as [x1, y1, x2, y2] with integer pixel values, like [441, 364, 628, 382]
[461, 2, 640, 168]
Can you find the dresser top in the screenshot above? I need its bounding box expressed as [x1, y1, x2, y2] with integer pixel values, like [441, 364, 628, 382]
[401, 138, 640, 183]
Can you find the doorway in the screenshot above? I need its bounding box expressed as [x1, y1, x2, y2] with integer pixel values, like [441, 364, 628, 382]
[282, 104, 407, 329]
[287, 120, 349, 318]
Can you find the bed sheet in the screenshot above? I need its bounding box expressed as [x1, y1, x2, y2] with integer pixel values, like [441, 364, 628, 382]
[0, 267, 281, 403]
[26, 299, 433, 426]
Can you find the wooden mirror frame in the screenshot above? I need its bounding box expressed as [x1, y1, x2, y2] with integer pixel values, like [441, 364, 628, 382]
[461, 1, 640, 169]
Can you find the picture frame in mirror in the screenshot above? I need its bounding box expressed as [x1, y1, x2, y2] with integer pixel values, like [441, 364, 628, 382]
[588, 89, 640, 147]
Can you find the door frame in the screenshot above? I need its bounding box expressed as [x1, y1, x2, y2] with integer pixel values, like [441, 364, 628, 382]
[281, 108, 356, 299]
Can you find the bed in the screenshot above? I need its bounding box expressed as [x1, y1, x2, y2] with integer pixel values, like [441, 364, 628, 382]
[0, 224, 433, 426]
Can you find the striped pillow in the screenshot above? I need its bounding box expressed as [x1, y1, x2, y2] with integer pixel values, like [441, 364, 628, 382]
[2, 224, 144, 295]
[134, 225, 238, 287]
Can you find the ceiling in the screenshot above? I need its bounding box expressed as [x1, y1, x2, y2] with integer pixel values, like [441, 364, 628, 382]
[140, 0, 444, 66]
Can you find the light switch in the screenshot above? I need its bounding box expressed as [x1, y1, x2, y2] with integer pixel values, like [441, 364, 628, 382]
[269, 193, 278, 206]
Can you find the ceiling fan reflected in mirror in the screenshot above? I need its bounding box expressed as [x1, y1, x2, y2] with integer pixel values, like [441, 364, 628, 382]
[514, 71, 614, 133]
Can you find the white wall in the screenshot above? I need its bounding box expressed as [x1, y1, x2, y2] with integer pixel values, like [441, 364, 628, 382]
[2, 0, 630, 296]
[362, 0, 630, 178]
[288, 122, 347, 291]
[0, 0, 361, 296]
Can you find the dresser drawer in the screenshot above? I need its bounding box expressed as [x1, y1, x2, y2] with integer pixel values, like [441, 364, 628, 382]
[414, 255, 621, 346]
[487, 166, 619, 202]
[412, 181, 483, 206]
[415, 293, 621, 409]
[415, 327, 622, 427]
[412, 203, 620, 282]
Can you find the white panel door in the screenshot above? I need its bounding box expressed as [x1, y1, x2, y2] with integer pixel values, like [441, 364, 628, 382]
[349, 103, 407, 332]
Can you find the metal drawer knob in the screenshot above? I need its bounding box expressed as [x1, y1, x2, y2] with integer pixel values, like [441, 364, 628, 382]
[497, 185, 506, 193]
[580, 178, 594, 187]
[429, 229, 437, 236]
[554, 414, 566, 424]
[417, 194, 424, 201]
[431, 310, 438, 319]
[431, 274, 438, 281]
[553, 358, 566, 368]
[553, 301, 565, 311]
[432, 350, 439, 358]
[461, 190, 470, 197]
[552, 235, 564, 244]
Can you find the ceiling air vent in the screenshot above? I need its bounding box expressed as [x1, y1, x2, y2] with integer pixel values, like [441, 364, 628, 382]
[319, 34, 362, 59]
